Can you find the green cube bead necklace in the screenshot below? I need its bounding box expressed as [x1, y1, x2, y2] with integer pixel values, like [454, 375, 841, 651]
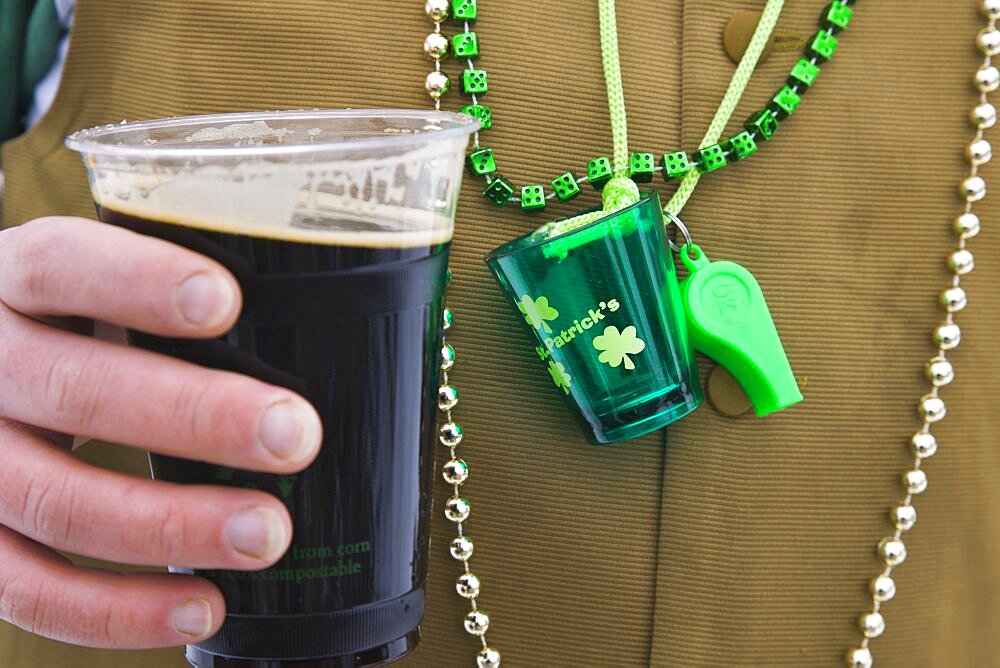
[420, 4, 998, 668]
[419, 1, 822, 664]
[423, 0, 856, 211]
[417, 5, 996, 668]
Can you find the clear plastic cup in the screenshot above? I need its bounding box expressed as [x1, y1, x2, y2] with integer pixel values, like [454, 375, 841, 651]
[67, 109, 479, 666]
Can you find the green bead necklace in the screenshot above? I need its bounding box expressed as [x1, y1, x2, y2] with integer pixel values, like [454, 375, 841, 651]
[424, 0, 857, 212]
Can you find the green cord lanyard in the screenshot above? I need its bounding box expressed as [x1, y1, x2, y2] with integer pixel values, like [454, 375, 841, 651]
[579, 0, 804, 416]
[662, 0, 785, 216]
[543, 0, 784, 239]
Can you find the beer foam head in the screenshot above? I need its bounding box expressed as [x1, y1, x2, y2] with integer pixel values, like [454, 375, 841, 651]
[67, 110, 479, 247]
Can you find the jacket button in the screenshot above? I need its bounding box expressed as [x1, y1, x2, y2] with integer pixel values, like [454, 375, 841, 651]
[723, 10, 805, 66]
[706, 364, 752, 417]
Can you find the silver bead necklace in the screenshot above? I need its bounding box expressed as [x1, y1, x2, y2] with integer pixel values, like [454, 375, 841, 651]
[425, 3, 500, 668]
[423, 1, 992, 666]
[846, 1, 993, 665]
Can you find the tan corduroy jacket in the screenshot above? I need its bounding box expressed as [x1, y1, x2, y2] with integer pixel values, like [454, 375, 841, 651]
[2, 1, 998, 666]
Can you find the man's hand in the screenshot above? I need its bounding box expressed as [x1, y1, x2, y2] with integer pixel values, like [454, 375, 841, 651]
[0, 216, 322, 649]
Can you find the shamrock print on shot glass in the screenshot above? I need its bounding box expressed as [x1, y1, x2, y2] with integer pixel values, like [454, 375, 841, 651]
[593, 325, 646, 370]
[547, 360, 573, 394]
[486, 192, 703, 444]
[517, 294, 559, 333]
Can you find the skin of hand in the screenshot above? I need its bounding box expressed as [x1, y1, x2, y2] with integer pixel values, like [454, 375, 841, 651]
[0, 216, 323, 649]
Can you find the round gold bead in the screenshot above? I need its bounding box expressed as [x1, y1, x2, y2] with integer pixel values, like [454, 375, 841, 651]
[859, 611, 886, 639]
[949, 249, 975, 275]
[961, 175, 987, 202]
[444, 496, 471, 522]
[978, 27, 1000, 56]
[477, 647, 502, 668]
[934, 323, 961, 351]
[904, 469, 928, 495]
[438, 385, 460, 411]
[464, 610, 490, 636]
[955, 212, 981, 239]
[971, 102, 997, 129]
[456, 572, 481, 599]
[975, 65, 1000, 93]
[926, 356, 955, 386]
[440, 421, 464, 446]
[424, 32, 450, 60]
[968, 138, 993, 166]
[442, 457, 469, 484]
[846, 647, 873, 668]
[911, 432, 938, 459]
[871, 574, 896, 602]
[425, 71, 451, 100]
[919, 393, 947, 422]
[450, 536, 474, 560]
[441, 343, 456, 371]
[940, 286, 967, 313]
[891, 504, 917, 531]
[425, 0, 450, 22]
[878, 537, 907, 566]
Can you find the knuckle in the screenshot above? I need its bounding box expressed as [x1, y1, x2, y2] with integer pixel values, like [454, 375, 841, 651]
[1, 219, 66, 305]
[0, 571, 49, 638]
[119, 486, 189, 565]
[77, 580, 158, 649]
[18, 471, 82, 546]
[0, 568, 16, 623]
[22, 581, 51, 638]
[80, 596, 124, 647]
[152, 501, 190, 565]
[0, 570, 123, 647]
[42, 346, 111, 433]
[170, 373, 229, 448]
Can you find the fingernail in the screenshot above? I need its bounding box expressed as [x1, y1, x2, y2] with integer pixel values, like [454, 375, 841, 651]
[257, 399, 321, 464]
[226, 506, 288, 561]
[171, 599, 213, 638]
[174, 271, 235, 328]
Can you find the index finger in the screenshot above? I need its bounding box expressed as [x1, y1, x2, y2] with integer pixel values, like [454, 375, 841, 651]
[0, 216, 242, 338]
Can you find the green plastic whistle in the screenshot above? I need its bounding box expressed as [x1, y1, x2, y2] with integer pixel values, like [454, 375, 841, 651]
[679, 244, 802, 416]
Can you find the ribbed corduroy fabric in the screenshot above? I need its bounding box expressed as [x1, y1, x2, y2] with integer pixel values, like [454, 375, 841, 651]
[1, 1, 998, 667]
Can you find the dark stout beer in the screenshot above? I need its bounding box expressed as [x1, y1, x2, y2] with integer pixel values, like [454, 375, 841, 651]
[100, 206, 449, 667]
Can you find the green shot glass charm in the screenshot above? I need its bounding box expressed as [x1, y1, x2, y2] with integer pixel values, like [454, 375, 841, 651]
[486, 192, 702, 444]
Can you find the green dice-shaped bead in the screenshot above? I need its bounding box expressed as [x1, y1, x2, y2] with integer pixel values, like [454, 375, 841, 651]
[520, 185, 546, 211]
[810, 30, 838, 61]
[770, 85, 801, 117]
[745, 109, 778, 140]
[467, 148, 496, 175]
[723, 131, 757, 161]
[629, 152, 655, 183]
[551, 172, 581, 201]
[696, 145, 727, 173]
[661, 151, 691, 180]
[452, 0, 477, 21]
[483, 176, 513, 207]
[823, 1, 852, 31]
[587, 157, 613, 190]
[463, 69, 488, 95]
[452, 32, 479, 58]
[789, 58, 820, 88]
[459, 104, 492, 130]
